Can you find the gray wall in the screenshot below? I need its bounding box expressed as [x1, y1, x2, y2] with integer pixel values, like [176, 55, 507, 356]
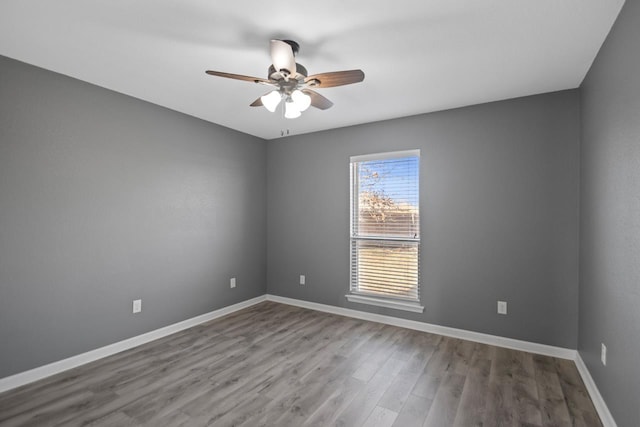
[0, 55, 266, 378]
[267, 90, 580, 348]
[579, 0, 640, 425]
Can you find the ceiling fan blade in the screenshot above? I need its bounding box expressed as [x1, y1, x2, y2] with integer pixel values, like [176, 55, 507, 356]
[250, 97, 263, 107]
[305, 70, 365, 88]
[270, 40, 296, 76]
[303, 89, 333, 110]
[206, 70, 270, 84]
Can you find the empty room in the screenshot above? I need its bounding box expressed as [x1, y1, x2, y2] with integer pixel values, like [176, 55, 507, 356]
[0, 1, 638, 426]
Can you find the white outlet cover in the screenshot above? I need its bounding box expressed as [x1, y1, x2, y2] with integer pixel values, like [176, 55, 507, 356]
[133, 299, 142, 313]
[601, 343, 607, 366]
[300, 275, 305, 285]
[497, 301, 507, 315]
[230, 278, 236, 288]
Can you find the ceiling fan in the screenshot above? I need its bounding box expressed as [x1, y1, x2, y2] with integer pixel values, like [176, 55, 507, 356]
[205, 40, 365, 119]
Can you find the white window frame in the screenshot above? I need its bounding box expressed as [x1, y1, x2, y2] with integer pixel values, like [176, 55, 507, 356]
[346, 150, 424, 313]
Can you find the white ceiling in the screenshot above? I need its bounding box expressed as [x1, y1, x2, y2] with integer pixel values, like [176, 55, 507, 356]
[0, 0, 625, 140]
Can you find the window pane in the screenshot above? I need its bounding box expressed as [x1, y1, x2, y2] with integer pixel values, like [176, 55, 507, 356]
[356, 157, 419, 238]
[351, 239, 419, 300]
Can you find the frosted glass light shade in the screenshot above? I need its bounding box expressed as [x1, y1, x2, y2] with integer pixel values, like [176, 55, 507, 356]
[284, 99, 301, 119]
[291, 90, 311, 111]
[261, 91, 281, 112]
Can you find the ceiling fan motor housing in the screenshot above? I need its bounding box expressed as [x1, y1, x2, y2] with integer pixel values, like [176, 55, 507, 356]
[281, 40, 300, 56]
[268, 63, 308, 80]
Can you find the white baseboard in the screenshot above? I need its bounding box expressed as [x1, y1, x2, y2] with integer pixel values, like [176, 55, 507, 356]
[575, 352, 618, 427]
[266, 294, 577, 360]
[0, 295, 266, 394]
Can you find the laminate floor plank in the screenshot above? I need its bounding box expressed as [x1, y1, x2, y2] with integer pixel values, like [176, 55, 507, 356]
[234, 353, 356, 427]
[422, 372, 467, 427]
[451, 353, 491, 427]
[207, 393, 273, 427]
[273, 355, 356, 426]
[0, 391, 95, 427]
[411, 337, 458, 399]
[335, 320, 386, 358]
[450, 339, 476, 376]
[391, 393, 433, 427]
[533, 357, 574, 427]
[333, 364, 401, 427]
[303, 377, 365, 427]
[362, 406, 398, 427]
[0, 302, 602, 427]
[553, 358, 602, 427]
[484, 347, 520, 427]
[83, 411, 139, 427]
[377, 336, 437, 413]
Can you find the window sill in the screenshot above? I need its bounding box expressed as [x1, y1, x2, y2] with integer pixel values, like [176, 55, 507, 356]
[345, 294, 424, 313]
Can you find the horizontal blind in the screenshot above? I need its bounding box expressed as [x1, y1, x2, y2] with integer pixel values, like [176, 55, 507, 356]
[350, 151, 420, 301]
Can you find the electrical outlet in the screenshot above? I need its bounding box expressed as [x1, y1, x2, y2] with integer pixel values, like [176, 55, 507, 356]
[230, 277, 236, 289]
[601, 343, 607, 366]
[133, 299, 142, 314]
[497, 301, 507, 315]
[299, 275, 305, 285]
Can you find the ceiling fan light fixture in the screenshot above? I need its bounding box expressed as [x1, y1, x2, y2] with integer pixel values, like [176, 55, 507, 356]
[284, 98, 301, 119]
[291, 90, 311, 112]
[261, 90, 282, 112]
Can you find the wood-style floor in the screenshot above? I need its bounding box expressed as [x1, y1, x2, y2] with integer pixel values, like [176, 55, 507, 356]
[0, 301, 601, 427]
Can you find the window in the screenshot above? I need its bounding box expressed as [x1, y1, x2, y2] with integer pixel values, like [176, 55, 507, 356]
[347, 150, 423, 313]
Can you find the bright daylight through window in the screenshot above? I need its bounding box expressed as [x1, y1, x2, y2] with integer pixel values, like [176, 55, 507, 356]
[347, 150, 423, 313]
